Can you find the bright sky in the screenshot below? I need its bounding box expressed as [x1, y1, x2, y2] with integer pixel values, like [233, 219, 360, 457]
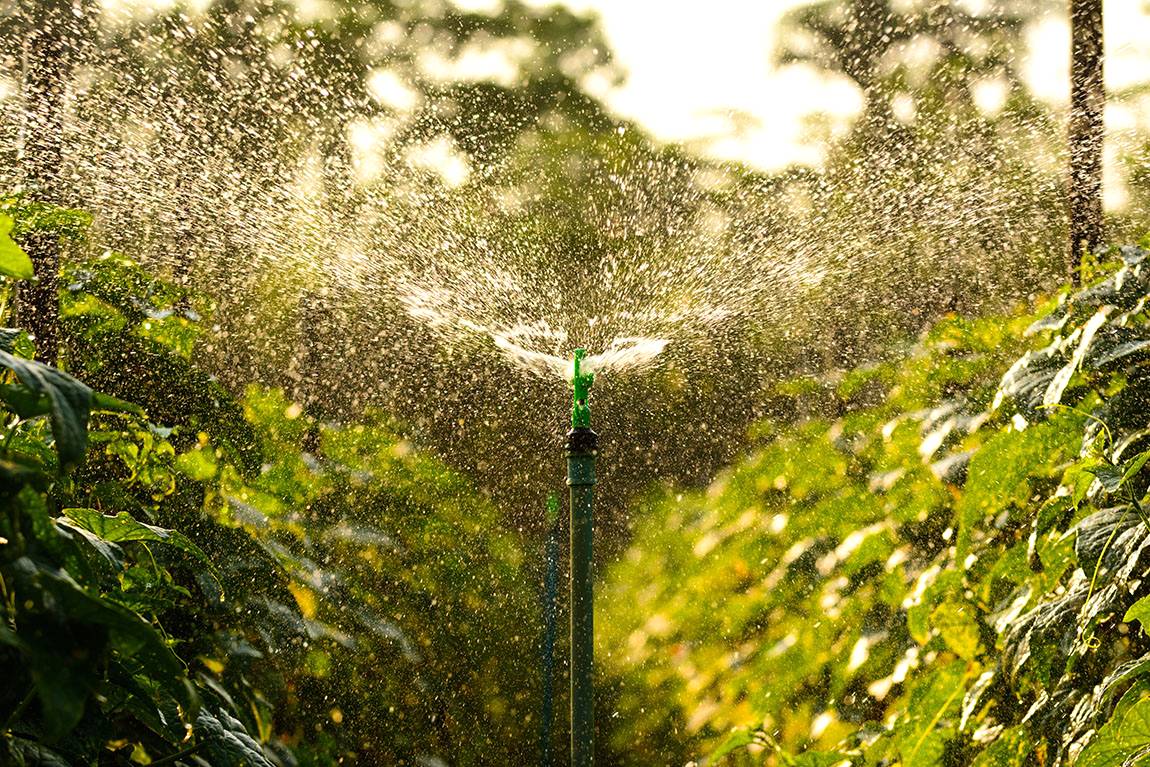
[553, 0, 1150, 173]
[106, 0, 1150, 181]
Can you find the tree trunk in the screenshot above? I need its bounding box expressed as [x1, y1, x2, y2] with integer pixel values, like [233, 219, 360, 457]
[18, 0, 73, 362]
[1068, 0, 1104, 282]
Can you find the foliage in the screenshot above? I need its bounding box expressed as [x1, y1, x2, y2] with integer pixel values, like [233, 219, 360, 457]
[0, 203, 540, 763]
[600, 240, 1150, 766]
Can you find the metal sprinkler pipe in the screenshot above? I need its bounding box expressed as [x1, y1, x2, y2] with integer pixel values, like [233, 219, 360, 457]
[566, 348, 597, 766]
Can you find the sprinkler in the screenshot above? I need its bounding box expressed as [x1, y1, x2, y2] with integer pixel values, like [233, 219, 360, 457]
[566, 348, 597, 766]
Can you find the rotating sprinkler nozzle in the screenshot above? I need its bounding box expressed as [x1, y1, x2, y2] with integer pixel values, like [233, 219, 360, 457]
[566, 347, 597, 766]
[571, 347, 594, 429]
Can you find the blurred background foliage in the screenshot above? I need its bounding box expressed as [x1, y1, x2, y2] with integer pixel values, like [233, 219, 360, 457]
[0, 0, 1112, 536]
[2, 0, 1150, 764]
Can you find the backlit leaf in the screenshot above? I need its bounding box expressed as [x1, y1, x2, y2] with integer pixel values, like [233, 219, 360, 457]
[0, 214, 34, 280]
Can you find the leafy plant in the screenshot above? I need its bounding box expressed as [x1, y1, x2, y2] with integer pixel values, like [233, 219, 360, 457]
[600, 241, 1150, 766]
[1, 201, 541, 765]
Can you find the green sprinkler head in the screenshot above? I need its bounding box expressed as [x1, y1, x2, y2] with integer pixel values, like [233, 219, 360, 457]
[571, 348, 594, 430]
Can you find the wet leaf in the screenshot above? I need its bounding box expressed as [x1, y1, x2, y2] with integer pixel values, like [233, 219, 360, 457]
[1126, 597, 1150, 627]
[893, 661, 968, 767]
[0, 351, 93, 469]
[195, 706, 276, 767]
[61, 507, 215, 572]
[931, 600, 982, 660]
[0, 214, 34, 280]
[1077, 681, 1150, 767]
[969, 726, 1031, 766]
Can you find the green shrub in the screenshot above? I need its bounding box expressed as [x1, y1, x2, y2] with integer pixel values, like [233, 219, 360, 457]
[601, 242, 1150, 766]
[0, 199, 539, 765]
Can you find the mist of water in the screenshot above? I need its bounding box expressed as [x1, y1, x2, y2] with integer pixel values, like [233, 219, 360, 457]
[0, 1, 1096, 490]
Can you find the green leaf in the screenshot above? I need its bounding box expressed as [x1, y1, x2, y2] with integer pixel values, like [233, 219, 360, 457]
[1126, 596, 1150, 626]
[195, 707, 276, 767]
[4, 737, 73, 767]
[1091, 339, 1150, 371]
[1098, 654, 1150, 711]
[1123, 450, 1150, 486]
[1077, 681, 1150, 767]
[0, 356, 136, 469]
[957, 418, 1079, 558]
[931, 600, 982, 660]
[0, 383, 52, 418]
[1043, 308, 1111, 407]
[176, 446, 218, 481]
[893, 661, 969, 767]
[1076, 508, 1141, 572]
[0, 214, 34, 280]
[1087, 462, 1126, 494]
[61, 508, 216, 572]
[0, 350, 93, 469]
[9, 556, 192, 736]
[0, 327, 26, 353]
[969, 727, 1031, 766]
[55, 518, 126, 570]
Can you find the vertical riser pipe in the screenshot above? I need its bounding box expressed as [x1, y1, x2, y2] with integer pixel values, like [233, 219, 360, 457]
[567, 428, 596, 767]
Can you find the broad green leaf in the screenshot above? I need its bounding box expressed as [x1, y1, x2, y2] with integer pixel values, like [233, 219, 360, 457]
[957, 418, 1079, 557]
[1091, 339, 1150, 370]
[0, 214, 34, 280]
[1124, 450, 1150, 485]
[1077, 681, 1150, 767]
[0, 350, 93, 469]
[1043, 308, 1110, 407]
[55, 518, 126, 570]
[893, 661, 969, 767]
[0, 327, 25, 352]
[195, 707, 276, 767]
[176, 446, 218, 480]
[970, 727, 1031, 766]
[1036, 495, 1074, 535]
[1087, 462, 1125, 494]
[1099, 654, 1150, 711]
[104, 666, 188, 745]
[61, 508, 215, 572]
[32, 660, 89, 739]
[1076, 508, 1140, 572]
[1126, 596, 1150, 626]
[0, 383, 52, 418]
[931, 600, 982, 660]
[0, 352, 137, 469]
[5, 737, 72, 767]
[9, 556, 192, 736]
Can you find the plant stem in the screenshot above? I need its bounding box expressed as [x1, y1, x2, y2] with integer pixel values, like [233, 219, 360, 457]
[149, 743, 203, 766]
[2, 687, 35, 734]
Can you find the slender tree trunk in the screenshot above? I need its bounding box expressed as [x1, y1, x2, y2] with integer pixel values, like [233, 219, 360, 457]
[1068, 0, 1104, 282]
[18, 0, 73, 362]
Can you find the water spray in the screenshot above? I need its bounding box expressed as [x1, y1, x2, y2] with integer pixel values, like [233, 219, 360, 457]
[539, 492, 560, 766]
[566, 348, 597, 766]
